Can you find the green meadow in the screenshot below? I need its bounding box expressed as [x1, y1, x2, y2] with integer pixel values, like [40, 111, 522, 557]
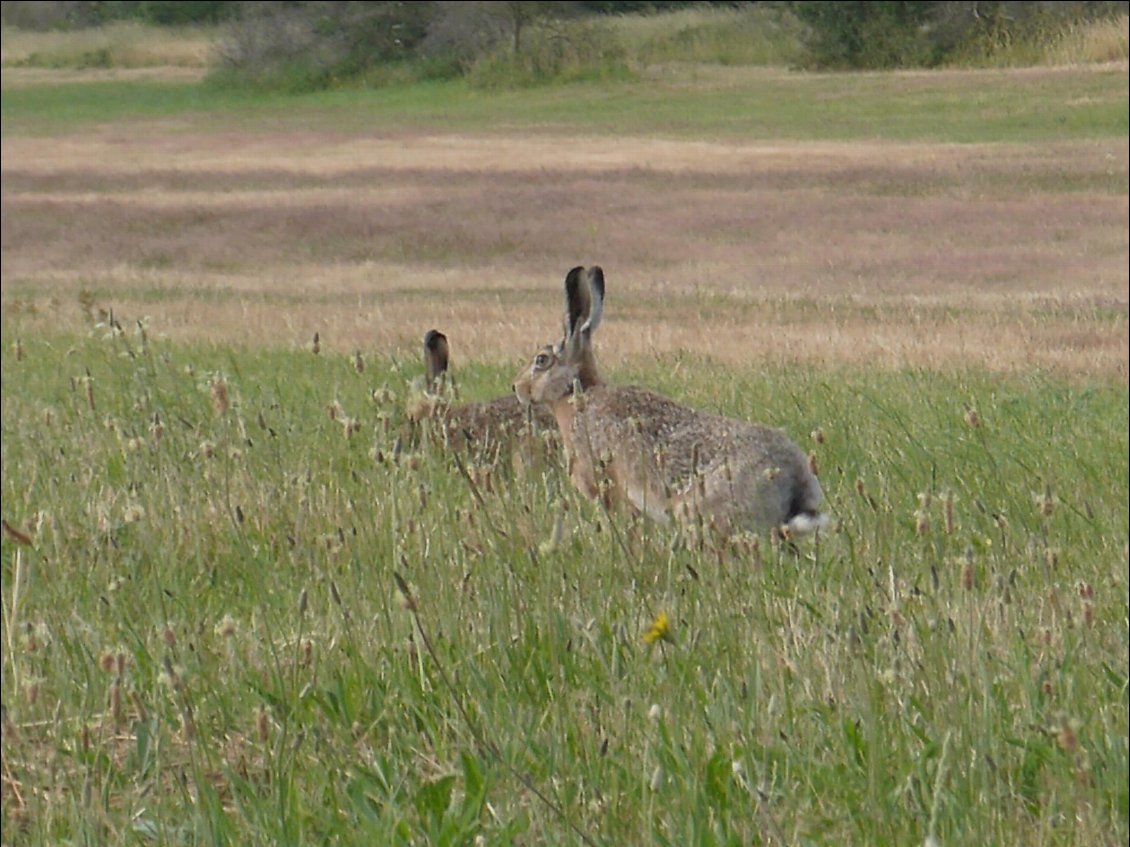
[2, 15, 1128, 846]
[2, 327, 1127, 845]
[2, 64, 1128, 142]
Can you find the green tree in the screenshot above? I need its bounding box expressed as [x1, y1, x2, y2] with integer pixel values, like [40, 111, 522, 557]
[792, 1, 938, 69]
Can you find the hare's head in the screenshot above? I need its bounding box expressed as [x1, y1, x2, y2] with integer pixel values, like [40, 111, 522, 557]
[514, 266, 605, 406]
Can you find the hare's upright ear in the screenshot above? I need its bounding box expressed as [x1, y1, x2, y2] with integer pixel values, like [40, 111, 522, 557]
[563, 266, 590, 344]
[423, 329, 449, 390]
[583, 266, 605, 338]
[562, 265, 605, 364]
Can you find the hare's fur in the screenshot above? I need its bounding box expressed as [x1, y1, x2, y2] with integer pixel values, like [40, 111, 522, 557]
[513, 267, 827, 537]
[417, 329, 557, 459]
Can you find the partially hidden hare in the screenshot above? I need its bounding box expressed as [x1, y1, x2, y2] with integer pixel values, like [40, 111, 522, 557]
[415, 329, 557, 462]
[513, 267, 828, 538]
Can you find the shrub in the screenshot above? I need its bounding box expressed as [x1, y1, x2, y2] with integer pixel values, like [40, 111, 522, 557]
[212, 1, 434, 91]
[792, 1, 940, 70]
[791, 1, 1130, 70]
[944, 3, 1130, 67]
[467, 16, 632, 89]
[610, 4, 804, 67]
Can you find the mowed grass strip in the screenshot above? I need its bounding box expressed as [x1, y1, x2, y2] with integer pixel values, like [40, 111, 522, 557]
[2, 62, 1127, 142]
[1, 328, 1127, 844]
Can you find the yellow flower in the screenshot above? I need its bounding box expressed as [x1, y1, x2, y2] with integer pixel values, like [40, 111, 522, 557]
[644, 611, 671, 645]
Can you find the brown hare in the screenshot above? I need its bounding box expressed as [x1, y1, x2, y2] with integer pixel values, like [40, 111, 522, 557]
[415, 329, 557, 462]
[513, 267, 828, 538]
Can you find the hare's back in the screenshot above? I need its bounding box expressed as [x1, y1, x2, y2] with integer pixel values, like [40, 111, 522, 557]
[450, 395, 553, 440]
[580, 384, 808, 486]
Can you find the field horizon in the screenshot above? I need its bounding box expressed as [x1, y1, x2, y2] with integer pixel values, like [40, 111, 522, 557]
[3, 60, 1128, 380]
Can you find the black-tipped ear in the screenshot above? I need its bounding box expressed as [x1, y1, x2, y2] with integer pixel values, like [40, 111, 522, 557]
[584, 267, 605, 335]
[563, 266, 590, 339]
[586, 266, 605, 305]
[423, 329, 449, 385]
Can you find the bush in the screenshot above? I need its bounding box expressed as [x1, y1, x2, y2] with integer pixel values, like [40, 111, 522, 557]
[0, 0, 239, 30]
[212, 1, 434, 91]
[792, 1, 939, 70]
[943, 2, 1129, 67]
[791, 1, 1130, 70]
[612, 5, 804, 67]
[467, 16, 632, 89]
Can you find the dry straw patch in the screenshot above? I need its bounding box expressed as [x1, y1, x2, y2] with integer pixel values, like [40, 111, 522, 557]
[2, 129, 1127, 378]
[0, 21, 215, 70]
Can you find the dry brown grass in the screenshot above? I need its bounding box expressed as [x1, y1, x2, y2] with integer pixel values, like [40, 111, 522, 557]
[0, 21, 215, 70]
[2, 128, 1127, 378]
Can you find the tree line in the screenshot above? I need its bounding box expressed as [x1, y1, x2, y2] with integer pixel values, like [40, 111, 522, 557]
[3, 1, 1126, 83]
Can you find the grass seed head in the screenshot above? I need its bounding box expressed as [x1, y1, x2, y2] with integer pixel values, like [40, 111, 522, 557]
[1034, 484, 1056, 517]
[943, 491, 956, 534]
[108, 681, 123, 726]
[82, 371, 95, 411]
[394, 573, 418, 613]
[372, 385, 397, 405]
[210, 373, 229, 416]
[1, 520, 33, 546]
[1056, 719, 1080, 754]
[130, 690, 148, 722]
[961, 546, 975, 590]
[340, 416, 361, 438]
[914, 507, 930, 536]
[215, 614, 238, 639]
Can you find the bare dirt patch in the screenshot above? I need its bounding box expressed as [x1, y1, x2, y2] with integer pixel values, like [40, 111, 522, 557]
[2, 129, 1127, 379]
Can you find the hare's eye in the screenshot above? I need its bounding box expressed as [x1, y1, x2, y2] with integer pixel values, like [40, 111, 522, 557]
[534, 352, 551, 369]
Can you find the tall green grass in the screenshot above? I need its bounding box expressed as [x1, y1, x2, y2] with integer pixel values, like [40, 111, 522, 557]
[2, 325, 1126, 845]
[608, 5, 803, 67]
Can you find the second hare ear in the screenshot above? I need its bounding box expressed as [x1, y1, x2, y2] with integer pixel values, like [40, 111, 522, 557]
[423, 329, 449, 388]
[582, 266, 604, 337]
[563, 266, 590, 343]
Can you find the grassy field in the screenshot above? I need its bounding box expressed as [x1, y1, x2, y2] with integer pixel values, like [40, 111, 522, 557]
[2, 33, 1128, 847]
[1, 329, 1126, 846]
